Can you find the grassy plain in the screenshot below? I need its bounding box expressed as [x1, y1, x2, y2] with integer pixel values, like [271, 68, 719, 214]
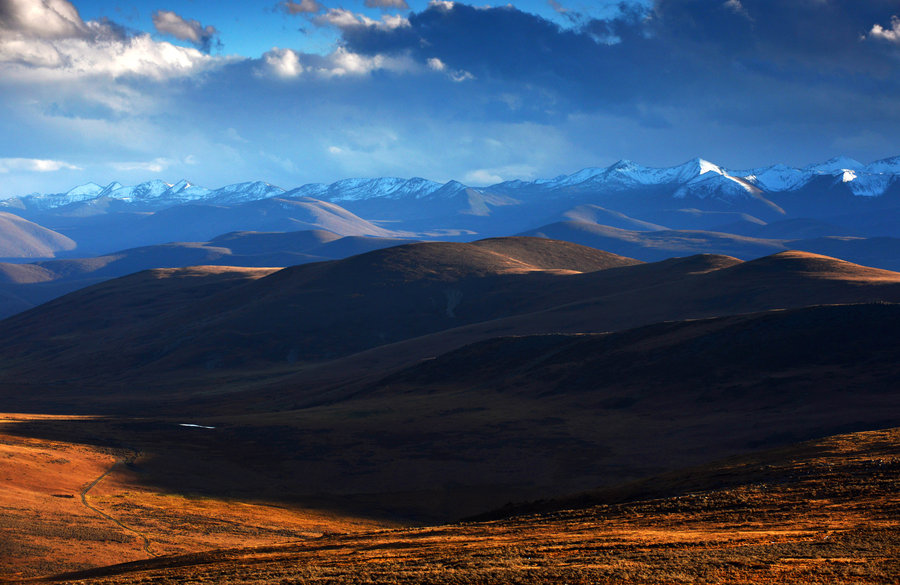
[0, 413, 395, 581]
[3, 423, 895, 584]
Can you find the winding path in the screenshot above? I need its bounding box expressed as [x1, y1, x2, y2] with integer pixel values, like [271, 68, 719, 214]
[80, 454, 159, 558]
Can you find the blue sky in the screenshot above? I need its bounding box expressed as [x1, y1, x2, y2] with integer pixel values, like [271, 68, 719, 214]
[1, 0, 898, 196]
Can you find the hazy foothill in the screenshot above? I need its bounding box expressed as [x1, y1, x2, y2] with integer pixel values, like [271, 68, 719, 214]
[1, 0, 898, 582]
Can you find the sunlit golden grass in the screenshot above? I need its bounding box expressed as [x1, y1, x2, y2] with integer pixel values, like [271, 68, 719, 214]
[16, 427, 897, 585]
[0, 413, 396, 581]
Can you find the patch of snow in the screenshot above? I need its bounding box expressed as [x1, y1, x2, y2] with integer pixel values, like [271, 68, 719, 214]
[179, 423, 216, 429]
[866, 156, 900, 174]
[64, 182, 104, 200]
[741, 164, 811, 192]
[805, 156, 865, 173]
[845, 173, 895, 197]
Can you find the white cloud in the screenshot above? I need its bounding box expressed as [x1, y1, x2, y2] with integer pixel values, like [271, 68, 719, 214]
[259, 47, 304, 78]
[427, 56, 473, 82]
[0, 33, 216, 80]
[0, 157, 80, 172]
[365, 0, 410, 9]
[280, 0, 323, 14]
[109, 157, 172, 173]
[428, 1, 454, 10]
[868, 16, 900, 44]
[151, 10, 219, 53]
[463, 169, 503, 185]
[315, 8, 409, 31]
[463, 163, 537, 185]
[258, 46, 418, 78]
[0, 0, 88, 39]
[449, 69, 474, 82]
[723, 0, 751, 19]
[0, 0, 220, 81]
[323, 46, 414, 76]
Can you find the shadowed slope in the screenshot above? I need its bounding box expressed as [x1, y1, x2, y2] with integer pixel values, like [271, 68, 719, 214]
[31, 426, 900, 584]
[521, 220, 787, 260]
[4, 303, 897, 526]
[1, 246, 900, 411]
[0, 230, 426, 320]
[0, 238, 639, 394]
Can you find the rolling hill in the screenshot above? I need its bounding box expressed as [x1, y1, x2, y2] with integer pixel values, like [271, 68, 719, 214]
[0, 237, 641, 395]
[0, 235, 896, 580]
[0, 230, 420, 319]
[0, 241, 898, 415]
[27, 426, 897, 584]
[0, 211, 76, 258]
[520, 220, 900, 270]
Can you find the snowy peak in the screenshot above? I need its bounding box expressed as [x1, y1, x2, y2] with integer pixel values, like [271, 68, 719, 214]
[319, 177, 444, 201]
[64, 182, 103, 200]
[207, 181, 283, 204]
[539, 155, 899, 199]
[665, 157, 727, 184]
[2, 155, 898, 212]
[742, 164, 811, 192]
[866, 156, 900, 174]
[805, 156, 865, 173]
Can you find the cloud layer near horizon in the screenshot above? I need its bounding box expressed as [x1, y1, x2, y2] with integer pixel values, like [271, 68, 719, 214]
[1, 0, 899, 196]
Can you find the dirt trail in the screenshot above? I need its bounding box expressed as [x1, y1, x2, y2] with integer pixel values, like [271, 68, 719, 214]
[80, 454, 158, 558]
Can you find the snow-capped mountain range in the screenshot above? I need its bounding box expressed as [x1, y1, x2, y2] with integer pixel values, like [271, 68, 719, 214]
[4, 155, 899, 212]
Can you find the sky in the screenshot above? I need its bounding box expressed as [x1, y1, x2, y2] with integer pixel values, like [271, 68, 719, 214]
[1, 0, 899, 196]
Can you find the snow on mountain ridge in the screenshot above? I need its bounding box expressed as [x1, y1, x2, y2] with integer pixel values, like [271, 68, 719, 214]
[320, 177, 444, 201]
[866, 156, 900, 174]
[3, 155, 898, 211]
[805, 156, 865, 173]
[64, 182, 104, 200]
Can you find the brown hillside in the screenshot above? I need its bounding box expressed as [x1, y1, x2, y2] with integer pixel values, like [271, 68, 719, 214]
[0, 238, 640, 392]
[2, 303, 896, 527]
[0, 244, 899, 412]
[33, 427, 900, 584]
[0, 212, 76, 257]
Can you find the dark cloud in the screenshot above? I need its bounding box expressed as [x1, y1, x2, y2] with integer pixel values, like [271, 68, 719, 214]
[152, 9, 221, 53]
[279, 0, 322, 15]
[365, 0, 409, 9]
[0, 0, 87, 38]
[337, 0, 900, 120]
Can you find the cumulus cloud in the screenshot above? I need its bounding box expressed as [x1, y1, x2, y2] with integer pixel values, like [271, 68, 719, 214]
[4, 0, 900, 194]
[0, 0, 87, 39]
[365, 0, 410, 9]
[279, 0, 322, 15]
[257, 45, 418, 79]
[0, 0, 217, 80]
[315, 8, 410, 31]
[338, 0, 900, 112]
[259, 47, 303, 78]
[0, 157, 80, 172]
[0, 32, 215, 80]
[868, 16, 900, 44]
[152, 10, 220, 53]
